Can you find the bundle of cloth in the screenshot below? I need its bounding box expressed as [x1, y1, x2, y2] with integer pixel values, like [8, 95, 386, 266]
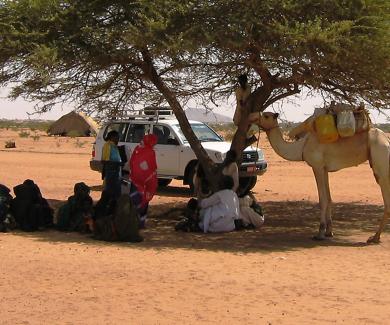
[56, 182, 93, 232]
[10, 180, 53, 231]
[92, 193, 143, 242]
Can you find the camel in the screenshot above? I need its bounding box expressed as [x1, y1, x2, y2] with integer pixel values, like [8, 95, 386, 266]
[256, 112, 390, 243]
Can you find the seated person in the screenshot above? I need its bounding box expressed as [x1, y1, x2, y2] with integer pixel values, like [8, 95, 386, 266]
[153, 127, 165, 144]
[11, 179, 53, 231]
[92, 194, 143, 243]
[238, 193, 264, 228]
[174, 198, 201, 232]
[0, 184, 13, 232]
[56, 182, 93, 232]
[198, 175, 239, 233]
[193, 164, 212, 199]
[221, 150, 239, 193]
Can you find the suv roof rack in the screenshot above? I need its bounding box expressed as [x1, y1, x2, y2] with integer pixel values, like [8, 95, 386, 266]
[114, 107, 175, 121]
[141, 106, 174, 116]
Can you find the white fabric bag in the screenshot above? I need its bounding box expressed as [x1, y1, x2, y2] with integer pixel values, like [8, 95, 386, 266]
[337, 110, 356, 138]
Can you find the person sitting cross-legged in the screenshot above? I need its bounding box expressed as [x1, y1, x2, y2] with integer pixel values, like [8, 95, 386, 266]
[198, 175, 240, 233]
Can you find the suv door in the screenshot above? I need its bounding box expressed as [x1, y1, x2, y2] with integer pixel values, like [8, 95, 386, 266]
[101, 122, 130, 162]
[152, 124, 180, 176]
[122, 122, 152, 171]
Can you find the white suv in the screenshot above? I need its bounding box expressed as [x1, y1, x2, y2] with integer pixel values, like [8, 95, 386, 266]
[90, 112, 267, 193]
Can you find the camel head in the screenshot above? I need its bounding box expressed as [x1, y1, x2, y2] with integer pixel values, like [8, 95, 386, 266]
[258, 112, 279, 131]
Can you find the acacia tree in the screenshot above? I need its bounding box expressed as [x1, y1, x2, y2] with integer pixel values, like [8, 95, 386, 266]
[0, 0, 389, 188]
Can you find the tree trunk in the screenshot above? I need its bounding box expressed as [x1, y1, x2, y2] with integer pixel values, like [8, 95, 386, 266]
[141, 49, 219, 190]
[231, 86, 272, 160]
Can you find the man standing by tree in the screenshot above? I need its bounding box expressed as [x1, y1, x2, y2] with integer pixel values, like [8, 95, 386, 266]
[102, 130, 122, 200]
[233, 74, 259, 143]
[233, 74, 251, 126]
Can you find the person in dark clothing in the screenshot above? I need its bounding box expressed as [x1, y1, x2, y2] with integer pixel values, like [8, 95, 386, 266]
[10, 180, 53, 231]
[102, 130, 122, 200]
[0, 184, 13, 232]
[174, 198, 201, 232]
[93, 194, 143, 242]
[93, 190, 117, 221]
[193, 164, 211, 199]
[56, 182, 93, 232]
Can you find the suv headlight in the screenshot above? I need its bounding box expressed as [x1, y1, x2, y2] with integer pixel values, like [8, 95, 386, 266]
[257, 149, 264, 161]
[214, 152, 226, 162]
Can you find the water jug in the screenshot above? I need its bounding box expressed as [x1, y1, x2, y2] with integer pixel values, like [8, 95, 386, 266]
[314, 114, 339, 143]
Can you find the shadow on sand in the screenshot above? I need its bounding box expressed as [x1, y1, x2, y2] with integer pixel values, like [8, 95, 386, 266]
[89, 183, 192, 198]
[12, 199, 389, 254]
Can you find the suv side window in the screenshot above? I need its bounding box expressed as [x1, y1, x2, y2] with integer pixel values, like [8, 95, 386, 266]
[153, 125, 176, 145]
[126, 123, 150, 144]
[103, 123, 128, 142]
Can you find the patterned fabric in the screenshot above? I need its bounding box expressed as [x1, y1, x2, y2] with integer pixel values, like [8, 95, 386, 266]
[129, 134, 158, 206]
[102, 141, 121, 162]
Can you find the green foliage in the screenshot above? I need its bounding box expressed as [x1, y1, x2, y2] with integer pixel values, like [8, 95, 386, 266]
[0, 0, 389, 177]
[0, 0, 388, 116]
[0, 119, 52, 131]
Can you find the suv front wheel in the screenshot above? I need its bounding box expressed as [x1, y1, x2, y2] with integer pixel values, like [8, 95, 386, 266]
[238, 176, 257, 195]
[158, 178, 172, 187]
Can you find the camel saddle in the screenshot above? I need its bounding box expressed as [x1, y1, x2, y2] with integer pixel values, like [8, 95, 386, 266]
[288, 105, 371, 140]
[352, 107, 371, 133]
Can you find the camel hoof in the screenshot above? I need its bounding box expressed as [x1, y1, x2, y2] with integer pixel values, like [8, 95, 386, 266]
[367, 236, 380, 244]
[325, 232, 334, 238]
[312, 235, 326, 241]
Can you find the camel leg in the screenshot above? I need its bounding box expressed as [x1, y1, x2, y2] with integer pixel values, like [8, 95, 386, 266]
[367, 131, 390, 243]
[324, 171, 334, 237]
[367, 176, 390, 243]
[312, 167, 329, 240]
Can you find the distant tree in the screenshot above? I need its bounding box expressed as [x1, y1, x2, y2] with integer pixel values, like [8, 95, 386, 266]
[0, 0, 389, 189]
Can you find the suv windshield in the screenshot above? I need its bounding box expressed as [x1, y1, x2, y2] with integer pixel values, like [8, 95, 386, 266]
[172, 123, 223, 143]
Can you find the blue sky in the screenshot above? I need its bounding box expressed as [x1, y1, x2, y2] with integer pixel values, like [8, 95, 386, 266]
[1, 87, 388, 123]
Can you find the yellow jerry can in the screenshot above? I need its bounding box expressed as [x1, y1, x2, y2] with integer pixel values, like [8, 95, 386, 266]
[314, 114, 339, 144]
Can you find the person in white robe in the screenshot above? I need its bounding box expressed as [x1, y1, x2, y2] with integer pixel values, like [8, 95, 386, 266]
[198, 176, 239, 233]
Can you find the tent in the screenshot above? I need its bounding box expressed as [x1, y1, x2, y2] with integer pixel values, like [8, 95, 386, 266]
[47, 111, 99, 136]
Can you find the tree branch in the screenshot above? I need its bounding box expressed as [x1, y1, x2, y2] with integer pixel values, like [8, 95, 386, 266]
[264, 85, 301, 108]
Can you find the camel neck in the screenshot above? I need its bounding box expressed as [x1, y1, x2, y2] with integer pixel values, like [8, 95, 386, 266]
[266, 127, 306, 162]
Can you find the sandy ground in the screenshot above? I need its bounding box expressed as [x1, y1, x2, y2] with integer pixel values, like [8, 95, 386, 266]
[1, 129, 390, 324]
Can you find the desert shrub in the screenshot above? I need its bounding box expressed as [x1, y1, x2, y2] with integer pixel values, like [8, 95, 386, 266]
[223, 131, 235, 142]
[4, 140, 16, 148]
[207, 122, 236, 141]
[31, 134, 40, 141]
[18, 131, 30, 138]
[0, 119, 51, 131]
